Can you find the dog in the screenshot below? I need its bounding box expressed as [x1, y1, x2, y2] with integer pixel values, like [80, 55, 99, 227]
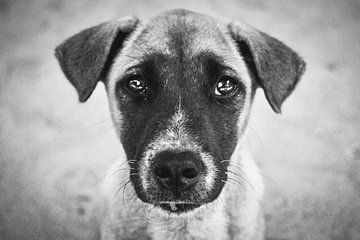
[55, 9, 305, 240]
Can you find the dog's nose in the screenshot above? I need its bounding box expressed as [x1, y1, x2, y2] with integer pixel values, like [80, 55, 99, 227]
[153, 150, 203, 192]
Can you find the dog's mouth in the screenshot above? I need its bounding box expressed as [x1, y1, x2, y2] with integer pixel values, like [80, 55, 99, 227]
[129, 140, 229, 215]
[157, 202, 202, 213]
[129, 150, 228, 214]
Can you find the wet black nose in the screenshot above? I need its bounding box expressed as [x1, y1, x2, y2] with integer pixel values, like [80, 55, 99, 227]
[153, 150, 203, 193]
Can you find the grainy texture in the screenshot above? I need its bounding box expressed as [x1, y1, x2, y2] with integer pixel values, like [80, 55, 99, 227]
[0, 0, 360, 240]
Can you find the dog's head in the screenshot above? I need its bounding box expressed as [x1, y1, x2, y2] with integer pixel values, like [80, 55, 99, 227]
[55, 9, 305, 215]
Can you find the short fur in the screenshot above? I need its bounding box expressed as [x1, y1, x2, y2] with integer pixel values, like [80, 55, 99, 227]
[55, 9, 305, 240]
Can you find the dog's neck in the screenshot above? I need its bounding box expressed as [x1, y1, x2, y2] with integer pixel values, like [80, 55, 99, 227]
[148, 204, 228, 240]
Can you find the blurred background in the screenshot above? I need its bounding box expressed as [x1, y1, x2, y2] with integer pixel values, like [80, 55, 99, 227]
[1, 0, 360, 239]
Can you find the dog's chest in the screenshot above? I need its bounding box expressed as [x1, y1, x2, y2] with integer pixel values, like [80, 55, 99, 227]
[148, 209, 228, 240]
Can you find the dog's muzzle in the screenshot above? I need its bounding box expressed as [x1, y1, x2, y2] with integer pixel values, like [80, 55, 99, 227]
[153, 150, 203, 195]
[149, 150, 205, 213]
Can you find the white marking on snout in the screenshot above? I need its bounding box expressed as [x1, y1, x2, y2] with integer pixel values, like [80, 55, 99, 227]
[140, 107, 216, 193]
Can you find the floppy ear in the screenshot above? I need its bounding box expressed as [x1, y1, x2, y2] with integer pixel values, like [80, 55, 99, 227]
[228, 22, 306, 113]
[55, 17, 138, 102]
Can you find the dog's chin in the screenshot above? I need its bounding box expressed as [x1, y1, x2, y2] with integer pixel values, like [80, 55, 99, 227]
[157, 202, 202, 214]
[133, 187, 226, 216]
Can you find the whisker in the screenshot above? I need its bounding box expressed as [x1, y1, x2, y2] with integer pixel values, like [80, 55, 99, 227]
[227, 177, 245, 186]
[221, 157, 275, 184]
[122, 193, 140, 225]
[230, 162, 276, 185]
[114, 179, 131, 199]
[128, 195, 139, 213]
[228, 167, 255, 189]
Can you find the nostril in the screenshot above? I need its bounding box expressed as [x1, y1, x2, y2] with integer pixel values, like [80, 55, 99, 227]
[182, 167, 199, 179]
[155, 167, 172, 179]
[152, 150, 203, 191]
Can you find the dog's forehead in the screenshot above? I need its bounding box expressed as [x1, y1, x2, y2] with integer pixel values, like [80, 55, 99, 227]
[132, 10, 232, 57]
[108, 10, 250, 91]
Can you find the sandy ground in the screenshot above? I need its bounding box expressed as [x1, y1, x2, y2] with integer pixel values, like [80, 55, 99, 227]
[1, 0, 360, 239]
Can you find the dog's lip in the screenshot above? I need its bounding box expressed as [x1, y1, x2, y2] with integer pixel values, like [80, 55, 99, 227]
[157, 201, 201, 213]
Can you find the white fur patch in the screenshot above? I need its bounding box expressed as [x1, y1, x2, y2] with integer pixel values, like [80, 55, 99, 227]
[148, 203, 228, 240]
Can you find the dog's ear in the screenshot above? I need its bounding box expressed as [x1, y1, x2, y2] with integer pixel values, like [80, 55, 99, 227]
[228, 22, 306, 113]
[55, 17, 138, 102]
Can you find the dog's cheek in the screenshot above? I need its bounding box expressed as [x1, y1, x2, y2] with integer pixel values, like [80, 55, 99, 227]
[210, 105, 243, 159]
[107, 82, 148, 160]
[118, 108, 149, 159]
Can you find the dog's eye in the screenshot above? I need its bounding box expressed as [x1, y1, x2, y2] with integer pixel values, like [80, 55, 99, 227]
[214, 76, 238, 97]
[125, 75, 148, 95]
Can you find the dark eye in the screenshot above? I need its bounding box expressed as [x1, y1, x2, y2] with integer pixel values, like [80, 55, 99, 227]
[214, 76, 238, 97]
[125, 75, 148, 95]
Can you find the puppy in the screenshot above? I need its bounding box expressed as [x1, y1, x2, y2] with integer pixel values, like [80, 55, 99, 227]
[55, 9, 305, 240]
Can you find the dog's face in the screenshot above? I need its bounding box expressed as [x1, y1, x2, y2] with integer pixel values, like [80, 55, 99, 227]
[106, 12, 255, 213]
[55, 10, 305, 215]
